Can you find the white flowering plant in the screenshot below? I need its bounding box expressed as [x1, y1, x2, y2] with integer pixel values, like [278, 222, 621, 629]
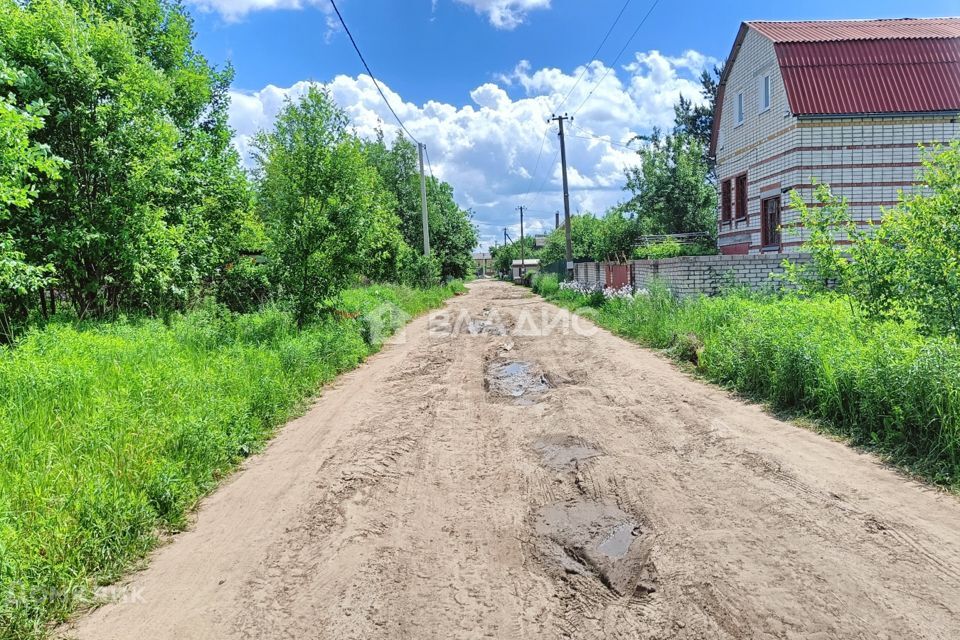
[602, 285, 636, 300]
[558, 280, 602, 295]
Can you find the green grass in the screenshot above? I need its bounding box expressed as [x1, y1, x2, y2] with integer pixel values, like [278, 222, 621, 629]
[530, 272, 560, 298]
[542, 281, 960, 490]
[0, 281, 463, 639]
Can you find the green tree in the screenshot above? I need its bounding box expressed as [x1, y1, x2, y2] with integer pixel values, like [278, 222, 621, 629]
[673, 62, 723, 170]
[363, 130, 423, 250]
[492, 234, 541, 276]
[0, 60, 64, 339]
[673, 64, 722, 146]
[491, 243, 515, 277]
[539, 214, 603, 264]
[0, 0, 249, 316]
[357, 183, 409, 284]
[363, 132, 478, 280]
[780, 184, 856, 293]
[623, 131, 717, 238]
[425, 179, 478, 279]
[596, 206, 643, 262]
[255, 87, 379, 327]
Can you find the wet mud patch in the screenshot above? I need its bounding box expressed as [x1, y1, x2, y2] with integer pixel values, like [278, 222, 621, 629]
[464, 306, 514, 336]
[467, 319, 508, 335]
[535, 499, 657, 596]
[485, 360, 552, 405]
[533, 435, 602, 471]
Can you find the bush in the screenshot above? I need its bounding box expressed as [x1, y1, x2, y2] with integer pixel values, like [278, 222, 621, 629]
[0, 282, 460, 637]
[216, 257, 271, 314]
[782, 143, 960, 337]
[586, 288, 606, 308]
[861, 143, 960, 336]
[532, 273, 560, 297]
[401, 252, 442, 289]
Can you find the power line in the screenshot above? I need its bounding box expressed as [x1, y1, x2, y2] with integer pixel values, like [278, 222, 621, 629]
[570, 123, 638, 150]
[528, 148, 561, 204]
[520, 1, 631, 205]
[554, 0, 633, 113]
[328, 0, 420, 145]
[571, 134, 634, 150]
[571, 0, 661, 117]
[522, 123, 554, 204]
[518, 0, 645, 208]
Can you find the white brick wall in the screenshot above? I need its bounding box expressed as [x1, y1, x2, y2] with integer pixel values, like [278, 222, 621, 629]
[574, 255, 811, 297]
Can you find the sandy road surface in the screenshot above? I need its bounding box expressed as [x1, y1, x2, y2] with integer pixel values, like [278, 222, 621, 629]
[65, 280, 960, 639]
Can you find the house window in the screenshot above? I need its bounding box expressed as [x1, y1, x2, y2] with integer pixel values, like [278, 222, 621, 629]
[761, 196, 781, 249]
[736, 92, 744, 125]
[735, 173, 747, 220]
[760, 75, 771, 112]
[721, 179, 732, 222]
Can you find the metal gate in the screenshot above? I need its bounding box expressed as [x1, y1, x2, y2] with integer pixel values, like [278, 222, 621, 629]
[605, 263, 630, 289]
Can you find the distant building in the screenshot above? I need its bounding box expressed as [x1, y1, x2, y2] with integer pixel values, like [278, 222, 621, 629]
[473, 252, 492, 277]
[511, 258, 540, 283]
[711, 18, 960, 254]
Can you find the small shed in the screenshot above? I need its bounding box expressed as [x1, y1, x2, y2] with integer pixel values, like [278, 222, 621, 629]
[511, 258, 540, 283]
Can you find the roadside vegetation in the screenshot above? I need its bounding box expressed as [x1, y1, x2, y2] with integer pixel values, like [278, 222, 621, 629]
[0, 281, 464, 638]
[0, 1, 476, 637]
[532, 143, 960, 491]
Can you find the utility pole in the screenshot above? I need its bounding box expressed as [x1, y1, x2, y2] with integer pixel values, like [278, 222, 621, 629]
[517, 205, 525, 282]
[549, 114, 574, 281]
[418, 143, 430, 256]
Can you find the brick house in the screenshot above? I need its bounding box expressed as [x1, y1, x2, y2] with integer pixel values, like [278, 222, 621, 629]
[710, 18, 960, 254]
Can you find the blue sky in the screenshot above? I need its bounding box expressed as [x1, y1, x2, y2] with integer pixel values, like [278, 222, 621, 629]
[185, 0, 959, 248]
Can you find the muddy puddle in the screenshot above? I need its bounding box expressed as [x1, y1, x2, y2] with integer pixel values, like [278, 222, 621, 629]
[485, 360, 551, 404]
[533, 435, 602, 471]
[467, 319, 508, 336]
[535, 499, 657, 596]
[467, 307, 511, 336]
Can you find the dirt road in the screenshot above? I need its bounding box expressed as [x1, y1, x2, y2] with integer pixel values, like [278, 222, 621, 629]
[65, 280, 960, 639]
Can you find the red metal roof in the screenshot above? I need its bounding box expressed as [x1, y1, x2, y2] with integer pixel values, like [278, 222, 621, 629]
[776, 38, 960, 115]
[710, 18, 960, 150]
[749, 18, 960, 42]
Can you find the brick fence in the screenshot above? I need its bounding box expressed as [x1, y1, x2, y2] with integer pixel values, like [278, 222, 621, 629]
[573, 262, 603, 287]
[572, 253, 812, 297]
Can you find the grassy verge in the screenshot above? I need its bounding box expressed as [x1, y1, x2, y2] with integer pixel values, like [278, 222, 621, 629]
[0, 281, 464, 639]
[533, 274, 960, 490]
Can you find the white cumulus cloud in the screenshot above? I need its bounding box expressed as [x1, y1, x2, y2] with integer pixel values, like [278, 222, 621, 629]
[453, 0, 551, 29]
[186, 0, 551, 28]
[228, 49, 718, 250]
[186, 0, 331, 21]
